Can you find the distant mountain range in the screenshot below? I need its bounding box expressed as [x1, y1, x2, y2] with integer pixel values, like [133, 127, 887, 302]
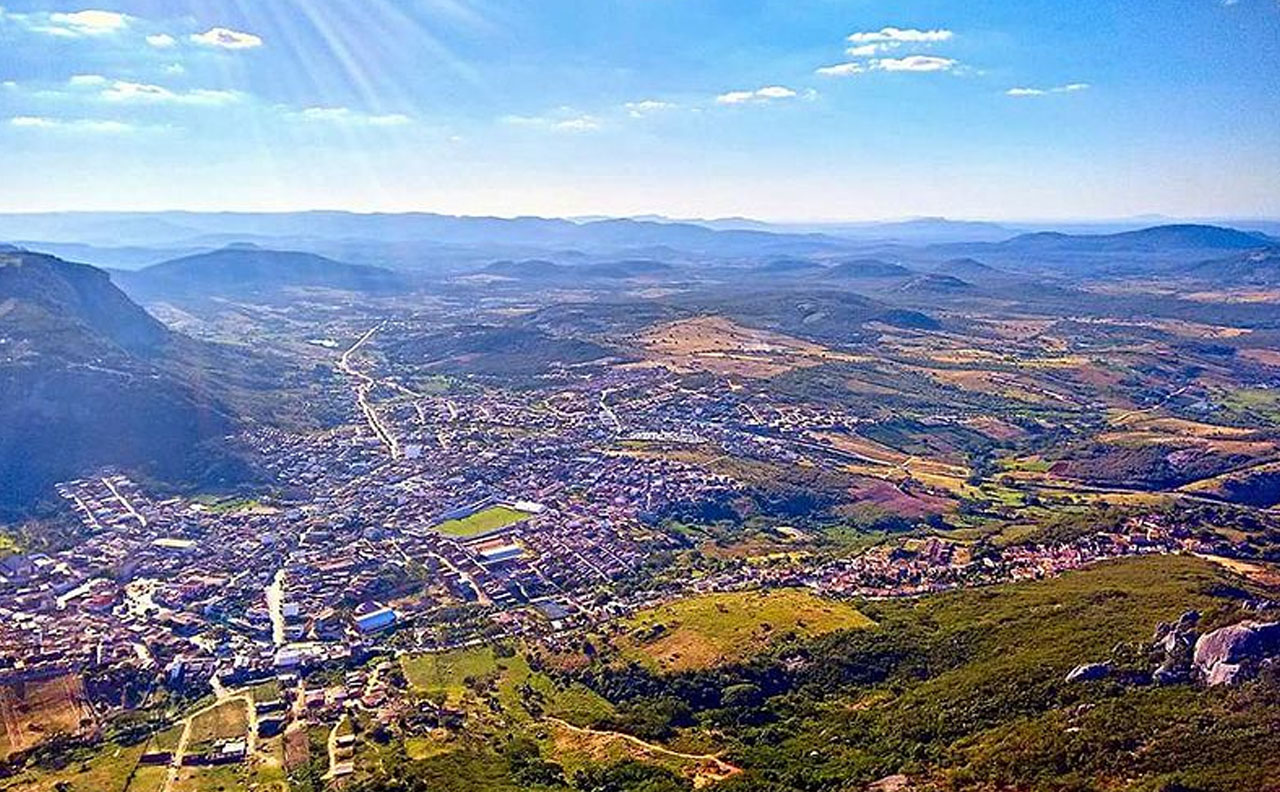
[0, 211, 849, 260]
[475, 258, 676, 282]
[0, 249, 248, 514]
[4, 213, 1278, 284]
[931, 224, 1279, 276]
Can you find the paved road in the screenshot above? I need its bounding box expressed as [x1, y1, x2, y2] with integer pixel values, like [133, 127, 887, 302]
[337, 323, 401, 459]
[102, 477, 147, 528]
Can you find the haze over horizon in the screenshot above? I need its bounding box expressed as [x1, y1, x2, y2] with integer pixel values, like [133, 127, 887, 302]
[3, 0, 1279, 220]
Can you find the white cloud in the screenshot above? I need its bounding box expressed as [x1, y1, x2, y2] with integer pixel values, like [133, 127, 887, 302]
[824, 55, 958, 76]
[191, 27, 262, 50]
[624, 99, 676, 118]
[298, 106, 412, 127]
[845, 44, 884, 58]
[10, 115, 135, 133]
[848, 27, 952, 45]
[68, 74, 108, 86]
[554, 115, 600, 132]
[716, 85, 798, 105]
[34, 9, 129, 37]
[501, 111, 600, 132]
[146, 33, 176, 48]
[1006, 82, 1090, 97]
[756, 86, 797, 100]
[872, 55, 957, 72]
[9, 116, 58, 128]
[100, 80, 240, 105]
[816, 62, 866, 77]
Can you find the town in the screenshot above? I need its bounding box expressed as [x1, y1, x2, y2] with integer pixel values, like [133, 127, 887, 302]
[1, 321, 1263, 788]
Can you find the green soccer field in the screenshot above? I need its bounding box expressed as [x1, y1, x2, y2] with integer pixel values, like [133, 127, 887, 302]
[432, 505, 528, 537]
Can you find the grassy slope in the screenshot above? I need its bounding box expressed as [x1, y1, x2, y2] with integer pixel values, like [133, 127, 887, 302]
[721, 556, 1280, 791]
[616, 589, 874, 672]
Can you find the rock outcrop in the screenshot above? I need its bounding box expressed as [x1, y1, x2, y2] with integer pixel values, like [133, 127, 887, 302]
[1193, 620, 1280, 686]
[1068, 612, 1279, 688]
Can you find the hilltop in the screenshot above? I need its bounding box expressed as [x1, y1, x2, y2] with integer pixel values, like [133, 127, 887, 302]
[115, 244, 410, 301]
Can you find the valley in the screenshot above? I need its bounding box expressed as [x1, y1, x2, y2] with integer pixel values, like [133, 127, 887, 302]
[1, 217, 1279, 792]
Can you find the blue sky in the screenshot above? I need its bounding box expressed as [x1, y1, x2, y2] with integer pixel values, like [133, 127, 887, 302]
[1, 0, 1278, 220]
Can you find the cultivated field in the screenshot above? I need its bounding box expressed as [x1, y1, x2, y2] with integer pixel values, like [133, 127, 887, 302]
[0, 673, 95, 759]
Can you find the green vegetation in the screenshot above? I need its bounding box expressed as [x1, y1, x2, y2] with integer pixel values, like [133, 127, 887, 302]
[247, 679, 282, 702]
[185, 699, 248, 750]
[400, 645, 615, 728]
[123, 764, 167, 792]
[191, 494, 268, 514]
[615, 589, 874, 672]
[1218, 387, 1280, 425]
[1, 740, 147, 792]
[148, 723, 185, 753]
[432, 506, 529, 538]
[401, 645, 503, 706]
[563, 555, 1279, 791]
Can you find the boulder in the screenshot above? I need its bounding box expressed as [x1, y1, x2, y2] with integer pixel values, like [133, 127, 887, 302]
[1205, 663, 1246, 687]
[1066, 663, 1111, 683]
[1193, 620, 1280, 686]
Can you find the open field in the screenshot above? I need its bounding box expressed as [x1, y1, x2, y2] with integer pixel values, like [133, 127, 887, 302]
[2, 741, 146, 792]
[123, 764, 168, 792]
[147, 722, 185, 753]
[401, 645, 503, 706]
[186, 698, 249, 749]
[246, 679, 281, 703]
[635, 316, 863, 378]
[616, 589, 874, 672]
[401, 644, 614, 728]
[171, 763, 245, 792]
[432, 505, 528, 538]
[0, 673, 95, 759]
[1240, 348, 1280, 367]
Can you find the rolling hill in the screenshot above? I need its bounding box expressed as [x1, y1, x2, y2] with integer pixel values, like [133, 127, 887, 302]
[819, 259, 914, 279]
[115, 244, 410, 301]
[935, 224, 1278, 277]
[1182, 248, 1280, 286]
